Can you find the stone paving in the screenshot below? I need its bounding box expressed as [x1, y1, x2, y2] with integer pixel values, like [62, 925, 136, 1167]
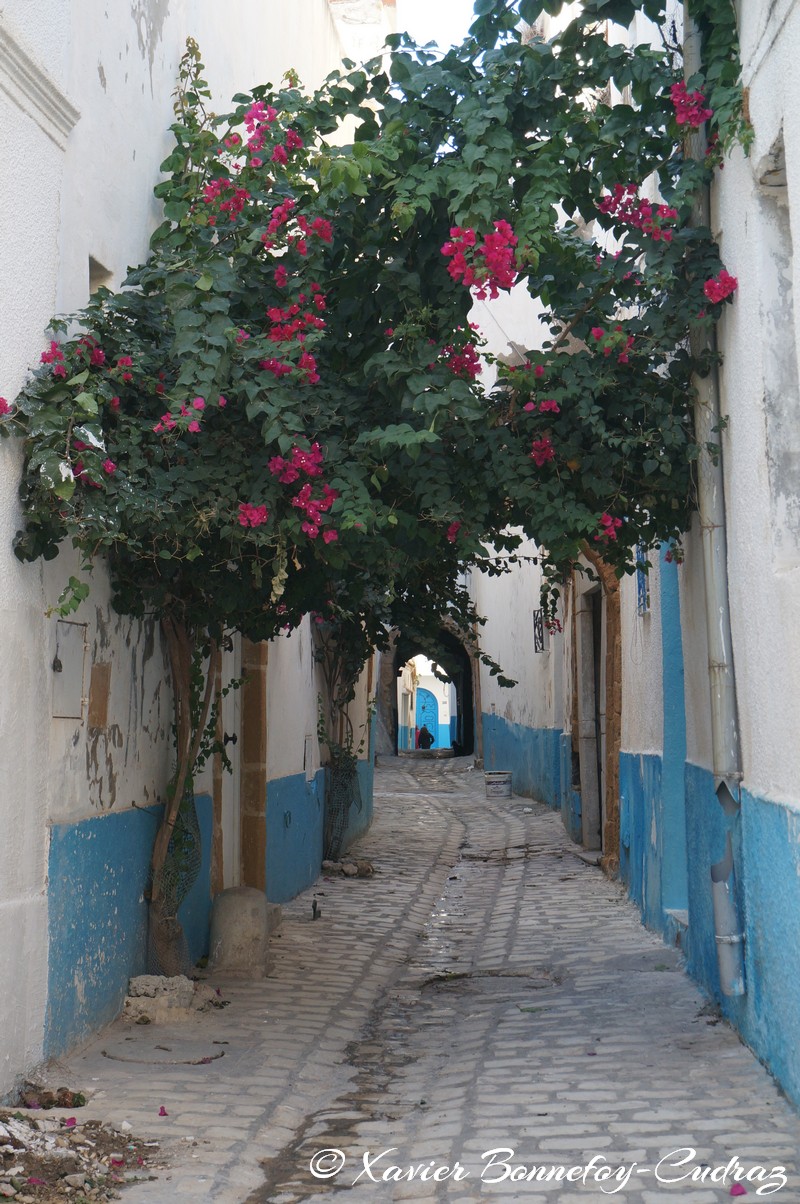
[61, 760, 799, 1202]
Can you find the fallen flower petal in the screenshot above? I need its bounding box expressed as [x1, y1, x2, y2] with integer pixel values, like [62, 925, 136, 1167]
[158, 1106, 168, 1117]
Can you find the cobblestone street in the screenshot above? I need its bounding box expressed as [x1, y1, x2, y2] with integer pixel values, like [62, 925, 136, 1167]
[65, 761, 799, 1202]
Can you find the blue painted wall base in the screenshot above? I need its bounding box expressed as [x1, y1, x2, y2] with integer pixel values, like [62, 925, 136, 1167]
[682, 764, 800, 1109]
[45, 793, 212, 1060]
[559, 732, 582, 842]
[482, 714, 562, 810]
[619, 752, 666, 934]
[265, 758, 374, 904]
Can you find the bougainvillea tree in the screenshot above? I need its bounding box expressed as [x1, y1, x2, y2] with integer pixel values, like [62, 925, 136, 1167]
[2, 0, 745, 961]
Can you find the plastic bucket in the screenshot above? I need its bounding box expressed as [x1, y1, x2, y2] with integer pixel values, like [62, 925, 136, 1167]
[485, 771, 512, 799]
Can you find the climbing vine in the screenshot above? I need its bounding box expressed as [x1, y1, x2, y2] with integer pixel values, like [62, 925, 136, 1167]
[2, 0, 746, 954]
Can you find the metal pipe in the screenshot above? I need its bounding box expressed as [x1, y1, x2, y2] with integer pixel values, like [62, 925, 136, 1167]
[683, 7, 746, 995]
[711, 834, 746, 996]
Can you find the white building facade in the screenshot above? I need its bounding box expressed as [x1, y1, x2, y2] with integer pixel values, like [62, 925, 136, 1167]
[0, 0, 388, 1095]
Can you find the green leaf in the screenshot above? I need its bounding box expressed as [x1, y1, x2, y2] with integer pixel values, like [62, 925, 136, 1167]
[75, 392, 98, 415]
[196, 272, 214, 291]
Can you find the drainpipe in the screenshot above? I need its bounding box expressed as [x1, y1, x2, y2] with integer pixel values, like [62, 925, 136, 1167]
[683, 8, 746, 996]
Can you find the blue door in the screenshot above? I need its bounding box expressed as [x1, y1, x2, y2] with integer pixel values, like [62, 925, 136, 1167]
[416, 688, 439, 746]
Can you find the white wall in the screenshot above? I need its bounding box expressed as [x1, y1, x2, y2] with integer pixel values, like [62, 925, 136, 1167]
[472, 537, 562, 730]
[678, 0, 800, 803]
[619, 559, 663, 755]
[0, 0, 352, 1092]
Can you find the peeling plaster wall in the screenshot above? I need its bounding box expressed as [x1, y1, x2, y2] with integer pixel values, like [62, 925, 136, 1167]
[43, 548, 173, 823]
[0, 0, 351, 1092]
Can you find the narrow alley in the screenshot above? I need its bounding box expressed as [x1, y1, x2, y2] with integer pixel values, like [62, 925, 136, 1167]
[60, 761, 798, 1203]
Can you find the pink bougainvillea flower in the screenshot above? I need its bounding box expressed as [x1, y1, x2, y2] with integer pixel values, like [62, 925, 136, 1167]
[729, 1187, 747, 1198]
[446, 520, 462, 543]
[64, 1117, 77, 1128]
[117, 355, 133, 368]
[187, 420, 201, 433]
[539, 399, 560, 413]
[591, 327, 604, 340]
[274, 264, 288, 288]
[703, 269, 738, 303]
[158, 1106, 168, 1117]
[0, 398, 11, 416]
[261, 358, 292, 379]
[239, 502, 269, 528]
[523, 401, 536, 412]
[441, 221, 518, 299]
[441, 341, 481, 379]
[595, 512, 623, 542]
[312, 217, 333, 243]
[90, 347, 105, 367]
[534, 364, 545, 378]
[530, 437, 555, 467]
[191, 397, 205, 410]
[596, 183, 677, 240]
[41, 340, 64, 365]
[272, 144, 289, 166]
[670, 80, 713, 127]
[218, 395, 228, 408]
[236, 328, 250, 344]
[102, 459, 117, 475]
[322, 529, 338, 543]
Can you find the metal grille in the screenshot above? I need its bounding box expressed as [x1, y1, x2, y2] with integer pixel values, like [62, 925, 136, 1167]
[533, 607, 546, 653]
[324, 759, 362, 860]
[636, 545, 650, 616]
[148, 784, 202, 976]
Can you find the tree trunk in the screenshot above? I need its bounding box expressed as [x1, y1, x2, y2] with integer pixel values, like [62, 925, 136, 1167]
[148, 616, 217, 975]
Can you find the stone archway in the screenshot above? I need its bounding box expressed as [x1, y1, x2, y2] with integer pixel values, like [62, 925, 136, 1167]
[375, 626, 481, 760]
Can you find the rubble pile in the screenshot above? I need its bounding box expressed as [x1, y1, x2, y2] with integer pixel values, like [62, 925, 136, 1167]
[321, 858, 375, 878]
[0, 1111, 159, 1202]
[123, 975, 228, 1024]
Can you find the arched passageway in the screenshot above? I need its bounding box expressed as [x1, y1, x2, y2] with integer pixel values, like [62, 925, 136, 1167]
[375, 626, 478, 759]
